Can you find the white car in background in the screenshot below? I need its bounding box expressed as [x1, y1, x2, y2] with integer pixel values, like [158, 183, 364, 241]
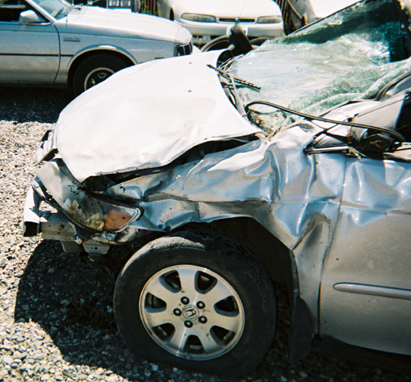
[278, 0, 358, 33]
[156, 0, 283, 46]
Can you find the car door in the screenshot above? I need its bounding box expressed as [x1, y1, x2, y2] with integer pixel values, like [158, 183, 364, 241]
[319, 97, 411, 356]
[0, 0, 60, 84]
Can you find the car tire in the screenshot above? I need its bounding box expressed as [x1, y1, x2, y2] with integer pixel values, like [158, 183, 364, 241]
[114, 231, 277, 375]
[201, 35, 230, 52]
[72, 54, 128, 96]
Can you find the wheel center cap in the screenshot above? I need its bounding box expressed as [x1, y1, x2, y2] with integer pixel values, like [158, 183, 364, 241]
[182, 305, 199, 321]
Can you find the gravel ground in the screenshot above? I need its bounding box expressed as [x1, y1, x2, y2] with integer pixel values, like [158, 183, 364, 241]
[1, 86, 410, 382]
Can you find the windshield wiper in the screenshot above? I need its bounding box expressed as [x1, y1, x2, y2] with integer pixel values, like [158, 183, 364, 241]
[245, 100, 406, 143]
[207, 64, 260, 117]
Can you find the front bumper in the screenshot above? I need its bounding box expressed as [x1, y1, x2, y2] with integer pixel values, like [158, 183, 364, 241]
[23, 161, 143, 254]
[23, 184, 137, 254]
[175, 20, 284, 45]
[23, 185, 83, 252]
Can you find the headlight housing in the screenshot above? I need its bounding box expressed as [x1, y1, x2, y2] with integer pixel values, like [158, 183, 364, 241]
[175, 41, 193, 56]
[257, 16, 282, 24]
[181, 13, 217, 22]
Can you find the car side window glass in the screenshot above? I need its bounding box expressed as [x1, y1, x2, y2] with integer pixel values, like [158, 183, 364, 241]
[0, 0, 27, 22]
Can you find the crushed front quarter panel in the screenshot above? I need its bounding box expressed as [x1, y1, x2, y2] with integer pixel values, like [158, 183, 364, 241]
[98, 125, 346, 324]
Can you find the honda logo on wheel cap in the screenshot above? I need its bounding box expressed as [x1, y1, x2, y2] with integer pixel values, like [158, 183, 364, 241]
[182, 305, 199, 320]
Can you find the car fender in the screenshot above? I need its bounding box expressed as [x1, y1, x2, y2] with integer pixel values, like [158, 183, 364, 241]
[68, 44, 137, 70]
[62, 44, 137, 85]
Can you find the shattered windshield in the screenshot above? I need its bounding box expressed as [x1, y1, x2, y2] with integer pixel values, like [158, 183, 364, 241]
[229, 0, 411, 132]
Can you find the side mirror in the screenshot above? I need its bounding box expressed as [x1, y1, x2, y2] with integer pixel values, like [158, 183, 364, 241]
[131, 0, 140, 12]
[19, 10, 46, 24]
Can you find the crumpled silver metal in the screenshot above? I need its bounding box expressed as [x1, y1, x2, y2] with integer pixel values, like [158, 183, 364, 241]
[92, 123, 344, 325]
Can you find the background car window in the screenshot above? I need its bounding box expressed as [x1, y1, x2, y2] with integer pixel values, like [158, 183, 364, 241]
[31, 0, 70, 19]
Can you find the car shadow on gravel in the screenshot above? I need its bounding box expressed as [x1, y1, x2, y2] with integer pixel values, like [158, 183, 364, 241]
[0, 87, 73, 123]
[14, 240, 252, 381]
[14, 239, 411, 382]
[12, 239, 294, 381]
[13, 240, 148, 380]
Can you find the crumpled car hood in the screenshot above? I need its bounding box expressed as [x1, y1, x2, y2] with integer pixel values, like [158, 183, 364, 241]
[62, 6, 188, 41]
[54, 51, 261, 183]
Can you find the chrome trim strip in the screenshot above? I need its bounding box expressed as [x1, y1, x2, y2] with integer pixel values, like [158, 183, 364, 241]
[63, 37, 81, 42]
[333, 283, 411, 300]
[0, 53, 59, 57]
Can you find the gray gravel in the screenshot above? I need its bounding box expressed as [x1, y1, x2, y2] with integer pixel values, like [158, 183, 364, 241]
[1, 86, 410, 382]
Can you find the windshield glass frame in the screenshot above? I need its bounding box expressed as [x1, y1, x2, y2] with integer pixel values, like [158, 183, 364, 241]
[29, 0, 71, 20]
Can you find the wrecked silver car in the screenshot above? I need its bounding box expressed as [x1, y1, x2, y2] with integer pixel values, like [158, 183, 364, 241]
[23, 0, 411, 375]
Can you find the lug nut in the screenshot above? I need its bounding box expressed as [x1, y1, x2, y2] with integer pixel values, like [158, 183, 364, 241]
[196, 301, 205, 309]
[173, 308, 181, 316]
[184, 320, 193, 328]
[181, 296, 189, 305]
[199, 316, 207, 324]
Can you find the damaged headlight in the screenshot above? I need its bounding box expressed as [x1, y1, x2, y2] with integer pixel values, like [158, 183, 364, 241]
[36, 161, 141, 233]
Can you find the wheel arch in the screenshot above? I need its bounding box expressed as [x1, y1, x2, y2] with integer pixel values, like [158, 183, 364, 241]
[179, 218, 293, 288]
[173, 217, 315, 362]
[67, 47, 136, 90]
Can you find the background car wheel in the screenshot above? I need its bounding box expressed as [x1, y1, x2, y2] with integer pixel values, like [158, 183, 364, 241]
[114, 231, 277, 375]
[201, 35, 230, 52]
[72, 54, 128, 96]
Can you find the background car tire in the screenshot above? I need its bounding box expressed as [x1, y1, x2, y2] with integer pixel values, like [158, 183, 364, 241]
[201, 35, 230, 52]
[114, 231, 277, 375]
[72, 54, 129, 96]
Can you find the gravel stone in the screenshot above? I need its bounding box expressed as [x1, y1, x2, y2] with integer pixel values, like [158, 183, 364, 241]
[1, 86, 410, 382]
